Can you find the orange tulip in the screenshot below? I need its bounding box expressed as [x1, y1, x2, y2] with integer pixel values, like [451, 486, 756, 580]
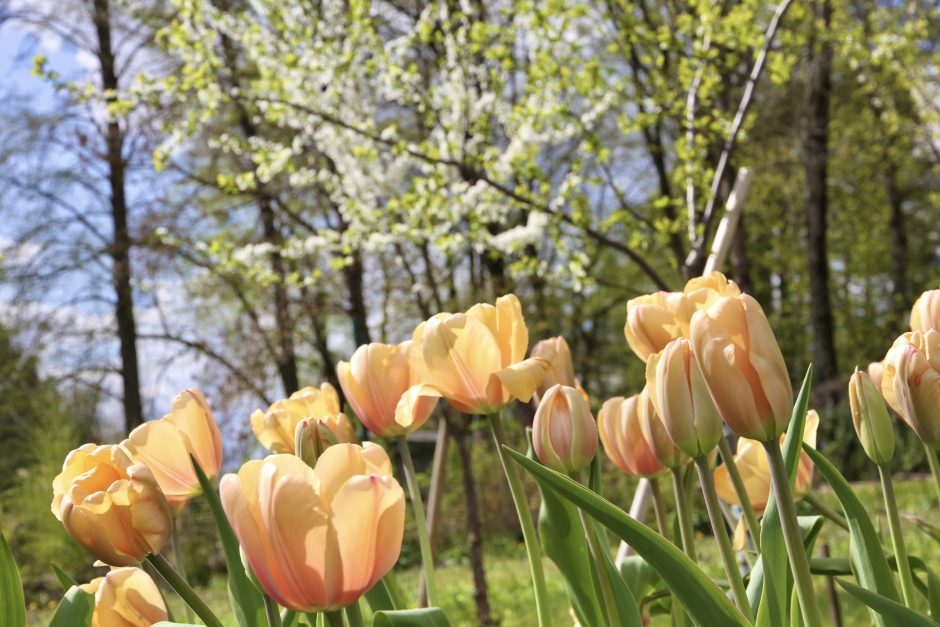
[80, 567, 168, 627]
[690, 294, 793, 442]
[250, 384, 349, 454]
[637, 386, 685, 469]
[220, 443, 405, 611]
[714, 410, 819, 515]
[530, 336, 587, 403]
[52, 444, 172, 566]
[598, 395, 667, 478]
[409, 294, 549, 415]
[532, 384, 598, 473]
[337, 341, 440, 437]
[122, 389, 223, 508]
[882, 330, 940, 447]
[911, 289, 940, 334]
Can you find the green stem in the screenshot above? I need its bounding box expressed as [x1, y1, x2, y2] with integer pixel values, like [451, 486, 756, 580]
[717, 437, 761, 551]
[323, 610, 344, 627]
[924, 443, 940, 508]
[649, 477, 671, 541]
[763, 441, 822, 627]
[878, 464, 916, 608]
[263, 593, 282, 627]
[397, 437, 438, 607]
[170, 516, 195, 623]
[694, 456, 752, 619]
[344, 600, 366, 627]
[147, 553, 224, 627]
[804, 492, 848, 531]
[671, 467, 697, 561]
[489, 412, 551, 627]
[280, 609, 298, 627]
[575, 499, 619, 627]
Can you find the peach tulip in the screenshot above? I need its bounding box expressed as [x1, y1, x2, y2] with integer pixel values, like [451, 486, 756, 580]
[624, 291, 690, 362]
[867, 361, 885, 391]
[911, 289, 940, 334]
[294, 414, 359, 466]
[532, 384, 598, 473]
[598, 395, 667, 478]
[52, 444, 172, 566]
[682, 272, 741, 313]
[250, 384, 349, 454]
[714, 410, 819, 515]
[409, 294, 549, 415]
[337, 341, 440, 437]
[882, 330, 940, 447]
[530, 336, 587, 404]
[80, 567, 168, 627]
[220, 443, 405, 611]
[122, 389, 223, 508]
[690, 294, 793, 442]
[637, 386, 685, 469]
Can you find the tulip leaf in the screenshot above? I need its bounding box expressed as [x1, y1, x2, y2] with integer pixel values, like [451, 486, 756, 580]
[365, 574, 401, 613]
[51, 564, 78, 590]
[619, 554, 659, 602]
[505, 447, 750, 627]
[748, 365, 813, 627]
[191, 455, 266, 627]
[907, 515, 940, 546]
[836, 579, 938, 627]
[0, 532, 25, 627]
[48, 585, 93, 627]
[372, 608, 451, 626]
[804, 445, 900, 626]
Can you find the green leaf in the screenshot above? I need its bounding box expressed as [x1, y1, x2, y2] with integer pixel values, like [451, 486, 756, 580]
[0, 532, 25, 627]
[505, 447, 750, 627]
[906, 556, 940, 619]
[620, 554, 660, 604]
[52, 564, 77, 590]
[153, 622, 201, 626]
[191, 455, 266, 627]
[749, 365, 813, 627]
[372, 608, 452, 626]
[364, 574, 401, 613]
[48, 585, 93, 627]
[804, 445, 900, 626]
[907, 515, 940, 545]
[836, 579, 938, 627]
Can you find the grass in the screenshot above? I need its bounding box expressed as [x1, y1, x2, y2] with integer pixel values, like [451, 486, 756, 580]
[26, 476, 940, 626]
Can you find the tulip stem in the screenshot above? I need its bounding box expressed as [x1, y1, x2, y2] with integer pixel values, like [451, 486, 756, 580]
[923, 444, 940, 509]
[323, 610, 344, 627]
[649, 477, 671, 540]
[716, 436, 761, 552]
[573, 477, 620, 627]
[396, 437, 438, 608]
[344, 600, 366, 627]
[878, 464, 916, 608]
[170, 518, 195, 623]
[489, 412, 551, 627]
[147, 553, 224, 627]
[671, 467, 697, 561]
[764, 441, 822, 627]
[803, 492, 848, 531]
[263, 593, 282, 627]
[694, 456, 752, 618]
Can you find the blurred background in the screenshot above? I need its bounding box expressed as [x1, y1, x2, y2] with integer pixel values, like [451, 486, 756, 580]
[0, 0, 938, 623]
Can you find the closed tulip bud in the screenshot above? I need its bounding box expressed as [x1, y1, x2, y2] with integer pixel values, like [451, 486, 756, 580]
[337, 341, 440, 437]
[714, 410, 819, 514]
[597, 395, 667, 478]
[122, 389, 223, 509]
[80, 567, 168, 626]
[882, 330, 940, 447]
[52, 444, 172, 566]
[637, 386, 685, 469]
[409, 294, 549, 415]
[849, 368, 895, 465]
[624, 292, 690, 362]
[647, 338, 723, 458]
[250, 384, 342, 454]
[530, 336, 587, 403]
[221, 443, 405, 611]
[294, 413, 357, 466]
[532, 384, 598, 473]
[690, 294, 793, 442]
[911, 289, 940, 333]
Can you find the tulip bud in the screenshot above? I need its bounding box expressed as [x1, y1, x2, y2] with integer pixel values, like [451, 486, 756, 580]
[690, 294, 793, 442]
[911, 289, 940, 334]
[294, 414, 356, 467]
[530, 336, 587, 403]
[637, 386, 685, 469]
[882, 330, 940, 447]
[598, 395, 667, 478]
[532, 384, 598, 473]
[80, 567, 168, 626]
[251, 384, 343, 454]
[848, 368, 895, 465]
[647, 339, 723, 458]
[624, 292, 689, 362]
[52, 444, 172, 566]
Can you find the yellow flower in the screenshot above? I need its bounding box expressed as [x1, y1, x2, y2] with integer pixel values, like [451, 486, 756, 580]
[530, 336, 587, 404]
[250, 384, 346, 453]
[882, 330, 940, 447]
[532, 384, 598, 473]
[911, 289, 940, 333]
[80, 567, 168, 627]
[637, 386, 686, 470]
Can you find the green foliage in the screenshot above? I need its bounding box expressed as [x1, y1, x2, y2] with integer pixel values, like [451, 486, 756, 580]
[0, 531, 26, 627]
[47, 586, 93, 627]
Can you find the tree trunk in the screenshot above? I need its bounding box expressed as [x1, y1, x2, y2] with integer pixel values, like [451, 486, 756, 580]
[884, 160, 909, 327]
[259, 199, 300, 395]
[92, 0, 143, 434]
[343, 251, 372, 346]
[802, 0, 838, 395]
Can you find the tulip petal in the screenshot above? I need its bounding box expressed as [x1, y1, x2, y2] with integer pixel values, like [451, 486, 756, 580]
[315, 443, 393, 504]
[123, 420, 199, 506]
[166, 389, 223, 478]
[492, 357, 549, 406]
[394, 384, 440, 433]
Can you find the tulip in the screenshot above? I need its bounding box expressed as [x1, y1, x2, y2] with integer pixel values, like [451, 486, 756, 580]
[250, 384, 349, 454]
[408, 294, 548, 415]
[294, 415, 355, 467]
[690, 294, 793, 442]
[881, 330, 940, 447]
[682, 271, 741, 312]
[714, 410, 819, 515]
[220, 443, 405, 611]
[52, 444, 172, 566]
[624, 291, 690, 362]
[867, 361, 884, 391]
[636, 386, 685, 469]
[597, 395, 666, 478]
[121, 389, 223, 509]
[911, 289, 940, 334]
[337, 341, 440, 437]
[532, 384, 598, 473]
[849, 368, 895, 465]
[530, 336, 587, 404]
[647, 338, 723, 458]
[80, 567, 168, 627]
